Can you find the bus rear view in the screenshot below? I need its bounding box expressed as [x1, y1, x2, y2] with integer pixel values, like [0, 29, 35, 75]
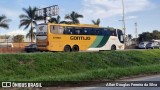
[36, 24, 48, 51]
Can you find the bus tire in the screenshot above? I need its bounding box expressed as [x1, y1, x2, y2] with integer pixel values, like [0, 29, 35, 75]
[111, 45, 116, 50]
[72, 45, 79, 52]
[64, 45, 71, 52]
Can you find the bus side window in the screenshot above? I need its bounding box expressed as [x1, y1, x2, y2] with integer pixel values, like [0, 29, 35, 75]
[84, 29, 89, 35]
[99, 28, 103, 35]
[59, 26, 64, 34]
[64, 27, 74, 34]
[66, 29, 71, 34]
[50, 26, 64, 34]
[63, 27, 67, 34]
[103, 29, 110, 36]
[93, 28, 102, 35]
[70, 27, 74, 34]
[74, 28, 81, 35]
[90, 28, 95, 35]
[50, 26, 55, 34]
[50, 26, 58, 34]
[80, 28, 90, 35]
[110, 30, 117, 36]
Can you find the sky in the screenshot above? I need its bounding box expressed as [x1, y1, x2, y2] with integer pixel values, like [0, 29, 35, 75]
[0, 0, 160, 38]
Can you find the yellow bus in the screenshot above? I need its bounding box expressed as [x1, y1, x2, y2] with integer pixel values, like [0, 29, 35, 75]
[36, 23, 124, 52]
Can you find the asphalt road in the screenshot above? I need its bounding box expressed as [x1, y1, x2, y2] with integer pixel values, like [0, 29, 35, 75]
[63, 75, 160, 90]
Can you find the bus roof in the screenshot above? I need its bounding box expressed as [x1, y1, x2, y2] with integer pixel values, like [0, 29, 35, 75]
[38, 23, 122, 30]
[47, 23, 99, 28]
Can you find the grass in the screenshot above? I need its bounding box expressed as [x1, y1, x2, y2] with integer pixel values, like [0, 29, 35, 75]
[0, 50, 160, 81]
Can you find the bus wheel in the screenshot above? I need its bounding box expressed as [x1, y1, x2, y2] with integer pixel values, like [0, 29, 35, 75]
[64, 45, 71, 52]
[111, 45, 116, 50]
[72, 45, 79, 52]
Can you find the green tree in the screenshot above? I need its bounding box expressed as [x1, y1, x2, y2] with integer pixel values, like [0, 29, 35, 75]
[138, 30, 160, 42]
[26, 28, 36, 41]
[92, 18, 100, 26]
[48, 15, 67, 24]
[0, 15, 11, 29]
[152, 30, 160, 39]
[139, 32, 152, 42]
[48, 15, 60, 23]
[65, 11, 83, 24]
[13, 35, 24, 43]
[19, 6, 42, 42]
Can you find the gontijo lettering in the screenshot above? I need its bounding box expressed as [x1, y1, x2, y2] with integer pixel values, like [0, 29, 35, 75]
[70, 36, 90, 40]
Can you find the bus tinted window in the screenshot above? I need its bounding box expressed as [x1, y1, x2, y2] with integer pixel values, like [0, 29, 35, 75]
[110, 29, 117, 36]
[103, 28, 110, 36]
[63, 27, 74, 34]
[90, 28, 103, 35]
[94, 28, 103, 35]
[64, 27, 92, 35]
[90, 28, 95, 35]
[82, 28, 92, 35]
[74, 27, 83, 35]
[62, 27, 119, 36]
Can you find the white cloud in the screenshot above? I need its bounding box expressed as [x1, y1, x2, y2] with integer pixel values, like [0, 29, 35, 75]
[81, 0, 151, 23]
[126, 16, 138, 20]
[8, 29, 27, 35]
[16, 0, 25, 3]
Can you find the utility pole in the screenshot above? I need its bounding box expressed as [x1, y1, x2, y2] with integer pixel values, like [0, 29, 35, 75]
[135, 22, 138, 45]
[135, 22, 138, 39]
[122, 0, 126, 47]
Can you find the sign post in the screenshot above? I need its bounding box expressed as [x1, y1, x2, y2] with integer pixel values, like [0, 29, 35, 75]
[35, 5, 59, 23]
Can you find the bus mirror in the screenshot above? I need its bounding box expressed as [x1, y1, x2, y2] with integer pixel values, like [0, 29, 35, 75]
[120, 35, 124, 41]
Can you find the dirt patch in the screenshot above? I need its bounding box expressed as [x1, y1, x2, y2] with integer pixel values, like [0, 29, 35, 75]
[0, 42, 32, 53]
[0, 47, 25, 53]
